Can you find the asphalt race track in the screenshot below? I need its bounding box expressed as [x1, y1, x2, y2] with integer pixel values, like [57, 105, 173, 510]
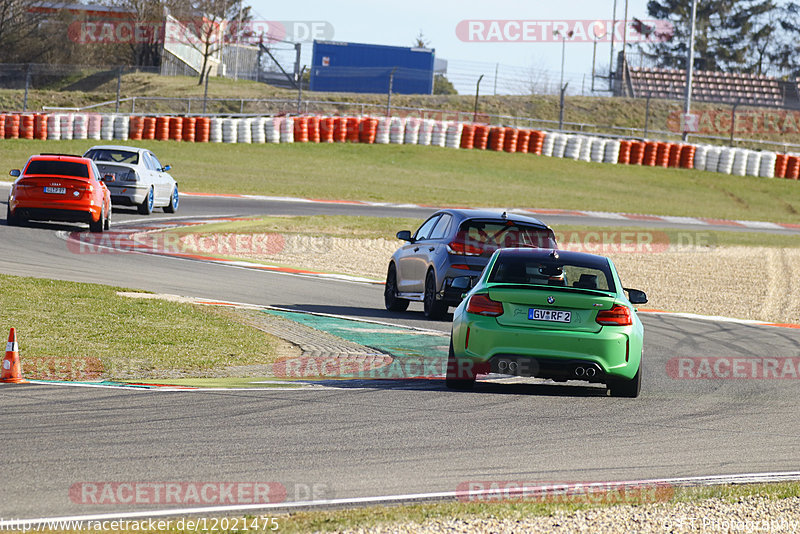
[2, 187, 800, 520]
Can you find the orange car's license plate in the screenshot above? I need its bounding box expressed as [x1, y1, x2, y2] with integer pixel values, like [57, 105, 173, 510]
[44, 187, 66, 194]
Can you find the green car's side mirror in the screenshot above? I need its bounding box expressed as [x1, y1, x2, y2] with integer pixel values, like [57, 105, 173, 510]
[625, 288, 648, 305]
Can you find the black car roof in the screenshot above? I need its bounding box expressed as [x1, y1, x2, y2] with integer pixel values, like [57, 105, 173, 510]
[434, 208, 549, 229]
[495, 247, 612, 268]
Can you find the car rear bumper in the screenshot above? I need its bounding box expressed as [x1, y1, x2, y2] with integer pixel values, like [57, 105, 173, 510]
[452, 316, 640, 380]
[106, 184, 149, 205]
[11, 206, 97, 224]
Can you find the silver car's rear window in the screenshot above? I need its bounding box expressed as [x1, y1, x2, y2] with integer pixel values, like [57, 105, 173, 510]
[85, 149, 139, 165]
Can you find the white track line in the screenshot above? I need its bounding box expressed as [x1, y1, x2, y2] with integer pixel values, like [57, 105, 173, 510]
[4, 471, 800, 526]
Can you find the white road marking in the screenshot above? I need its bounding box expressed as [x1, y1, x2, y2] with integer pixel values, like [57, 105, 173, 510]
[5, 471, 800, 526]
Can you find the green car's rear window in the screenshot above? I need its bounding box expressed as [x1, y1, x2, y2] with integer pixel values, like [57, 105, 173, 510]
[489, 256, 615, 292]
[25, 160, 89, 178]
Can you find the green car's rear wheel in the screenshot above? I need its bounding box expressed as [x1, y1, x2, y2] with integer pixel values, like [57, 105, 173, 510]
[608, 365, 641, 398]
[445, 340, 476, 390]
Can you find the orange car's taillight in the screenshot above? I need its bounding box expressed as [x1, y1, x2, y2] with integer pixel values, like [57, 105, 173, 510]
[596, 305, 633, 326]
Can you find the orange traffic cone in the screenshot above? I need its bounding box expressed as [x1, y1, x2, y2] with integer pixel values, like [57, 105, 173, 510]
[1, 328, 27, 383]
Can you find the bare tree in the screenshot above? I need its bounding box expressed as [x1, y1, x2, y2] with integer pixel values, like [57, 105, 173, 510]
[0, 1, 55, 62]
[188, 0, 252, 85]
[111, 0, 192, 66]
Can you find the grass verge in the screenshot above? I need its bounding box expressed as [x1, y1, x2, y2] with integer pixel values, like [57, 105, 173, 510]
[0, 274, 280, 380]
[2, 140, 800, 224]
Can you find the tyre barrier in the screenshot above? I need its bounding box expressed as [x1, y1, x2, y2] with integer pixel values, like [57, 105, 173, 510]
[516, 129, 531, 153]
[617, 140, 631, 164]
[430, 120, 447, 147]
[472, 125, 489, 150]
[445, 122, 463, 149]
[488, 127, 505, 152]
[717, 147, 735, 175]
[629, 141, 645, 165]
[182, 116, 196, 143]
[168, 116, 182, 142]
[460, 124, 475, 149]
[590, 138, 606, 163]
[563, 135, 582, 160]
[308, 116, 321, 143]
[418, 119, 434, 146]
[374, 117, 390, 144]
[786, 156, 800, 180]
[679, 144, 695, 169]
[280, 116, 294, 143]
[3, 111, 797, 182]
[775, 154, 788, 178]
[403, 118, 420, 145]
[603, 139, 620, 164]
[528, 131, 545, 155]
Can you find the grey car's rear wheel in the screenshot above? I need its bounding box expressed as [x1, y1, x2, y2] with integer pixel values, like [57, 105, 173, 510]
[608, 365, 641, 398]
[384, 263, 409, 312]
[137, 187, 154, 215]
[423, 269, 448, 320]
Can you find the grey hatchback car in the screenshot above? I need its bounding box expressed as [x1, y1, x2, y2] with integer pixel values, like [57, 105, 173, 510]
[384, 209, 557, 319]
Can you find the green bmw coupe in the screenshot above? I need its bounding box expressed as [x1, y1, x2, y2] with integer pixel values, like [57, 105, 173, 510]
[446, 248, 647, 397]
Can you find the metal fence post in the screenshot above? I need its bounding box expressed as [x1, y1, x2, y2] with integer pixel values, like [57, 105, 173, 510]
[115, 66, 122, 113]
[644, 93, 651, 137]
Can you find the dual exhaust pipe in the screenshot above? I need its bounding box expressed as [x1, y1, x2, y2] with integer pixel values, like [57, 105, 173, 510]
[574, 366, 597, 378]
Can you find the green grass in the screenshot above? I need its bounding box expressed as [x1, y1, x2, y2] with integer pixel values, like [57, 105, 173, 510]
[3, 139, 800, 224]
[0, 274, 279, 380]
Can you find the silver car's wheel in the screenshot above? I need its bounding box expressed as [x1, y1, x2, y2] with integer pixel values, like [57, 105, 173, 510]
[423, 270, 448, 320]
[163, 186, 179, 213]
[137, 187, 154, 215]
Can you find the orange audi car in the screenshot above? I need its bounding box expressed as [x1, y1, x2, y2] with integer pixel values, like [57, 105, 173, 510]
[7, 154, 111, 232]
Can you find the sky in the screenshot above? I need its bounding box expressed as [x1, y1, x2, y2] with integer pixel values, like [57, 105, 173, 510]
[246, 0, 654, 95]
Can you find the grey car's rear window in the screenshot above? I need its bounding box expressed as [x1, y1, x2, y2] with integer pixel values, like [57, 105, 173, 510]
[456, 220, 557, 254]
[489, 256, 615, 292]
[25, 160, 89, 178]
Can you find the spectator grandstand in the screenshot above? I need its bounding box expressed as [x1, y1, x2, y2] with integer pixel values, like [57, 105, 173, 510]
[621, 64, 796, 108]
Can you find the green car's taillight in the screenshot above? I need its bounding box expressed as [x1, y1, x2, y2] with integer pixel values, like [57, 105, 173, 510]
[466, 293, 504, 317]
[596, 305, 632, 326]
